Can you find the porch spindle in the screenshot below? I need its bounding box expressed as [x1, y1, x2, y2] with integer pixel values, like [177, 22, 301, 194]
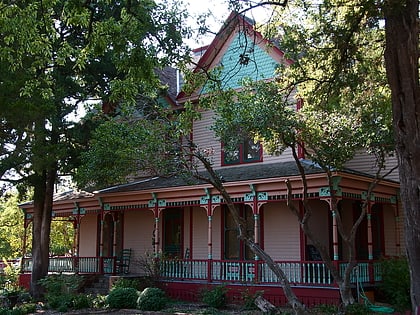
[154, 216, 160, 256]
[331, 210, 339, 260]
[367, 212, 373, 260]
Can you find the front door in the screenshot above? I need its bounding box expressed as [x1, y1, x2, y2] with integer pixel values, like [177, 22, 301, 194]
[163, 208, 183, 258]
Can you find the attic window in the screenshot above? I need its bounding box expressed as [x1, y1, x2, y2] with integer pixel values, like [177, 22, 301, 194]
[222, 138, 262, 166]
[239, 53, 250, 65]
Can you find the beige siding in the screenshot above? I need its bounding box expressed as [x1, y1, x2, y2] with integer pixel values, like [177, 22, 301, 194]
[345, 150, 399, 182]
[383, 203, 405, 256]
[383, 204, 398, 256]
[262, 202, 301, 261]
[193, 110, 221, 169]
[193, 109, 295, 171]
[123, 210, 154, 274]
[212, 206, 222, 260]
[79, 214, 97, 257]
[191, 207, 208, 259]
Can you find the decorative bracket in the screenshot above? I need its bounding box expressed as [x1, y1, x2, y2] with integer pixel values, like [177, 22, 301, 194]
[244, 184, 268, 201]
[361, 191, 375, 201]
[319, 187, 342, 197]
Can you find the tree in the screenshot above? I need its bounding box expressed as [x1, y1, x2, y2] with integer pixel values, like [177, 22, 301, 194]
[75, 7, 396, 314]
[383, 1, 420, 312]
[239, 0, 419, 311]
[0, 0, 188, 298]
[0, 193, 28, 259]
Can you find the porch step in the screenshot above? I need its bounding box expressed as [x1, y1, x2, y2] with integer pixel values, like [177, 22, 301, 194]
[82, 275, 110, 296]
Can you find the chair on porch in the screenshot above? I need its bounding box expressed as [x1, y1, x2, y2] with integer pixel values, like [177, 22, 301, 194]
[116, 249, 132, 274]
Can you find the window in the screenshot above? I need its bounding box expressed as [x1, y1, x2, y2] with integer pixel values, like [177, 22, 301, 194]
[224, 205, 255, 260]
[222, 138, 262, 165]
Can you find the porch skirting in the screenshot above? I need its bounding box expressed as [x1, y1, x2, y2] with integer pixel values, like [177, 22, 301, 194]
[161, 280, 342, 306]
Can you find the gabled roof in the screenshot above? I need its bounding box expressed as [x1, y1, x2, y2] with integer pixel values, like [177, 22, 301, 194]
[177, 11, 293, 103]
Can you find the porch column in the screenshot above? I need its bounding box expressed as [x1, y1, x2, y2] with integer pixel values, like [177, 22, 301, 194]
[331, 209, 339, 261]
[153, 216, 160, 255]
[99, 212, 104, 257]
[367, 203, 373, 260]
[392, 202, 401, 255]
[324, 198, 340, 261]
[152, 207, 164, 256]
[207, 214, 212, 259]
[113, 213, 118, 255]
[22, 217, 30, 259]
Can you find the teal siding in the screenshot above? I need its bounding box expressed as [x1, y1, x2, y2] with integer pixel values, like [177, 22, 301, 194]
[204, 33, 279, 92]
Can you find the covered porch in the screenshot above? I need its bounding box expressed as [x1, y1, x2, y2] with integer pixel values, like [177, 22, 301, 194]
[19, 162, 401, 305]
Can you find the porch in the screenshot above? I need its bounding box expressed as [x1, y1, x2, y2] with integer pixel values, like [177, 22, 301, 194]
[19, 256, 381, 286]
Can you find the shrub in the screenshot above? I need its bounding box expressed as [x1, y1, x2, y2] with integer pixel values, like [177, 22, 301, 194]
[241, 289, 263, 310]
[72, 294, 91, 310]
[111, 278, 140, 290]
[312, 304, 339, 314]
[345, 303, 371, 315]
[38, 275, 91, 311]
[106, 287, 138, 309]
[379, 256, 410, 311]
[201, 285, 227, 309]
[137, 287, 167, 311]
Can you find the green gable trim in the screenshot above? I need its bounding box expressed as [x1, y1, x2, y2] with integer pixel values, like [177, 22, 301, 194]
[203, 33, 279, 93]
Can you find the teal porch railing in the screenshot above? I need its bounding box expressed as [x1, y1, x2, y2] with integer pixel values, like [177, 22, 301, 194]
[21, 256, 116, 274]
[160, 259, 382, 286]
[20, 257, 382, 286]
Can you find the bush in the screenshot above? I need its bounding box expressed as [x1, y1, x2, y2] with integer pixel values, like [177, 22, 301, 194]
[72, 294, 91, 310]
[241, 289, 263, 310]
[312, 304, 339, 314]
[379, 256, 410, 311]
[111, 278, 140, 290]
[106, 287, 138, 309]
[38, 274, 92, 311]
[345, 303, 371, 315]
[137, 287, 167, 311]
[201, 285, 227, 309]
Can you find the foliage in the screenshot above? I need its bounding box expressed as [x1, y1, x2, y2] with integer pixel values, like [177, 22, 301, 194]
[201, 285, 227, 309]
[0, 260, 20, 293]
[240, 289, 263, 311]
[344, 303, 371, 315]
[0, 0, 190, 297]
[76, 117, 186, 189]
[38, 274, 87, 311]
[111, 278, 140, 290]
[91, 294, 108, 309]
[49, 220, 74, 256]
[379, 257, 410, 311]
[0, 194, 28, 259]
[137, 287, 167, 311]
[106, 287, 139, 309]
[311, 304, 339, 314]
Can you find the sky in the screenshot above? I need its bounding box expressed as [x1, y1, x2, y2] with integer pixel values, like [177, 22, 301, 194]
[183, 0, 274, 47]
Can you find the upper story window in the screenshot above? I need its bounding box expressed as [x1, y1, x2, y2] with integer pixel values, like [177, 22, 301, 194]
[222, 138, 262, 166]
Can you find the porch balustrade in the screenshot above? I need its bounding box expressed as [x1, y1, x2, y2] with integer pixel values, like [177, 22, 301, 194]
[159, 259, 381, 286]
[20, 257, 382, 287]
[21, 256, 117, 274]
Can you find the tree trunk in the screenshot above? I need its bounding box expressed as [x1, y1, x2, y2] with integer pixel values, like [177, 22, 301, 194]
[384, 1, 420, 313]
[195, 155, 308, 315]
[30, 170, 55, 299]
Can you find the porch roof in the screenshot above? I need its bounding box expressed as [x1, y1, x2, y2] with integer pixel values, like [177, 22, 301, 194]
[96, 159, 394, 194]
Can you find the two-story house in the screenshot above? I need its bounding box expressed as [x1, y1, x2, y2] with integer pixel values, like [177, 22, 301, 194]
[19, 12, 403, 306]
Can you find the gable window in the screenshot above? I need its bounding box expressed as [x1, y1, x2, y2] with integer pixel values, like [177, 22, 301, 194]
[222, 138, 262, 165]
[224, 205, 255, 260]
